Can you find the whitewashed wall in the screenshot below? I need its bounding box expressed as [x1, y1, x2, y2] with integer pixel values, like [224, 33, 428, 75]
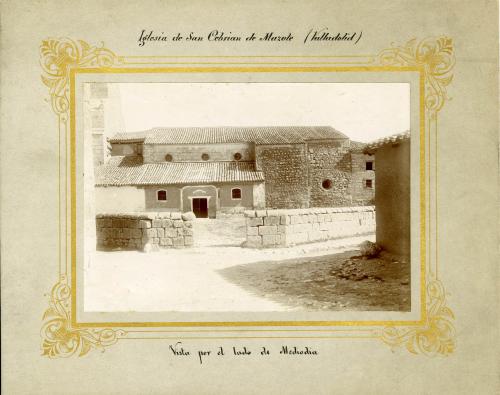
[95, 186, 145, 213]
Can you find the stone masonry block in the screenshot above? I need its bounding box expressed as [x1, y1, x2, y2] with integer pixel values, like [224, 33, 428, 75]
[139, 220, 151, 229]
[152, 219, 162, 228]
[280, 215, 290, 225]
[262, 234, 280, 246]
[173, 220, 183, 228]
[165, 228, 178, 237]
[244, 210, 256, 217]
[181, 212, 196, 221]
[247, 226, 259, 236]
[171, 212, 182, 220]
[160, 238, 173, 246]
[157, 228, 165, 238]
[264, 216, 280, 226]
[172, 237, 184, 246]
[246, 235, 262, 247]
[258, 225, 277, 235]
[161, 219, 172, 227]
[255, 210, 267, 217]
[247, 217, 263, 227]
[145, 228, 157, 238]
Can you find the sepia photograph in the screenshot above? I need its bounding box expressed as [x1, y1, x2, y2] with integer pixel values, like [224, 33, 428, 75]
[83, 82, 411, 313]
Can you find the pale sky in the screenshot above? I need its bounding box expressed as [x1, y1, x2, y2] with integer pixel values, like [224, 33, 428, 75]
[117, 82, 410, 143]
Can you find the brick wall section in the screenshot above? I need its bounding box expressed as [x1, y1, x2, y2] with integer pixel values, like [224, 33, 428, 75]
[307, 140, 353, 207]
[244, 206, 375, 248]
[256, 144, 309, 209]
[96, 212, 194, 251]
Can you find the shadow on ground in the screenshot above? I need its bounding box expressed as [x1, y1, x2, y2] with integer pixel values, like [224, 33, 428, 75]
[217, 250, 411, 311]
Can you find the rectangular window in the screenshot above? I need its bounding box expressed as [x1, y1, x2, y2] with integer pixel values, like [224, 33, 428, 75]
[365, 179, 373, 188]
[157, 190, 167, 201]
[231, 188, 242, 199]
[366, 161, 374, 171]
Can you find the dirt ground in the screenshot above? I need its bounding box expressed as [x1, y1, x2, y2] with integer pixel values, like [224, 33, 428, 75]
[85, 233, 384, 312]
[218, 251, 410, 311]
[87, 216, 409, 312]
[193, 216, 246, 247]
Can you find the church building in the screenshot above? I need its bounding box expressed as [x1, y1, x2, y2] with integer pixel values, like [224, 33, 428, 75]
[94, 126, 375, 218]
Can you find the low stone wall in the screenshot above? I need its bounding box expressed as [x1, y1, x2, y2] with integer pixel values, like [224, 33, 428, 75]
[244, 206, 375, 248]
[96, 212, 195, 251]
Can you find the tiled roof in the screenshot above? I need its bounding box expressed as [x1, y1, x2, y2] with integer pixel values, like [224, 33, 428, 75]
[108, 130, 147, 142]
[109, 126, 348, 145]
[95, 156, 265, 186]
[349, 141, 367, 153]
[94, 156, 145, 186]
[364, 131, 411, 152]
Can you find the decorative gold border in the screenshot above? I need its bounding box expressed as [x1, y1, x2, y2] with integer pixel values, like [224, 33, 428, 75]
[40, 37, 455, 357]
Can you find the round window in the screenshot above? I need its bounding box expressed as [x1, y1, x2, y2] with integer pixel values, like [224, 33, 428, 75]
[322, 179, 333, 190]
[201, 153, 210, 161]
[165, 154, 173, 162]
[233, 152, 242, 161]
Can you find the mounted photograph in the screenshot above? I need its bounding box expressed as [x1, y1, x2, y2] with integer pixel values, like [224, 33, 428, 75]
[82, 82, 411, 313]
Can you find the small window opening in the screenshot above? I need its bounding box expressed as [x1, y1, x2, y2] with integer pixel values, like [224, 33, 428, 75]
[365, 180, 373, 188]
[232, 188, 242, 199]
[234, 152, 242, 161]
[201, 153, 210, 161]
[165, 154, 173, 162]
[366, 161, 374, 171]
[157, 190, 167, 201]
[322, 179, 333, 190]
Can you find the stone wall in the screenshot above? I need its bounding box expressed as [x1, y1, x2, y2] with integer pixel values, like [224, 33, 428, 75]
[307, 140, 352, 207]
[244, 206, 375, 248]
[350, 152, 375, 205]
[96, 212, 195, 251]
[255, 144, 309, 209]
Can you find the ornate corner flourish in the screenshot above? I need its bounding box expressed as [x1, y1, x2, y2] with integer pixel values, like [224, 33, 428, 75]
[376, 36, 455, 117]
[374, 36, 456, 356]
[41, 276, 126, 358]
[40, 38, 119, 117]
[379, 279, 456, 356]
